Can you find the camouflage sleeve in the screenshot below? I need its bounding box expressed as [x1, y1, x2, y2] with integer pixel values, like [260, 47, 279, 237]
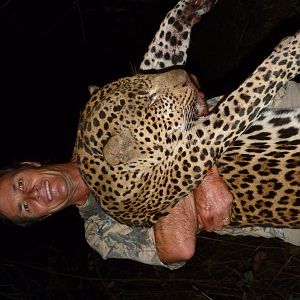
[78, 195, 184, 269]
[218, 226, 300, 246]
[272, 80, 300, 108]
[207, 80, 300, 110]
[206, 96, 223, 110]
[206, 81, 300, 110]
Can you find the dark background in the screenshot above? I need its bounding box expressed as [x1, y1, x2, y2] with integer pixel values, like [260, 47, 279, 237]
[0, 0, 300, 299]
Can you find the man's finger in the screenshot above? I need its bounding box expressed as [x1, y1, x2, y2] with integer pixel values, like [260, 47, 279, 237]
[198, 209, 214, 231]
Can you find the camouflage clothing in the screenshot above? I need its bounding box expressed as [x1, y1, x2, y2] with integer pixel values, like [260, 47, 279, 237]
[78, 81, 300, 269]
[207, 81, 300, 110]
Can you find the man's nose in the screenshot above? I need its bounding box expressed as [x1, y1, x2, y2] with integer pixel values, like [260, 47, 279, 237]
[27, 186, 40, 201]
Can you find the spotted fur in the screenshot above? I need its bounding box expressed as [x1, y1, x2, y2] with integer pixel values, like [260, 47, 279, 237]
[220, 108, 300, 227]
[74, 1, 300, 227]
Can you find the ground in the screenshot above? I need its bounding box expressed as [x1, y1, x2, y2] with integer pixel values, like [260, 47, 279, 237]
[2, 223, 300, 299]
[0, 0, 300, 299]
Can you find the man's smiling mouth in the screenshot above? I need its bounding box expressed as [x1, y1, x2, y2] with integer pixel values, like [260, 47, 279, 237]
[45, 180, 52, 201]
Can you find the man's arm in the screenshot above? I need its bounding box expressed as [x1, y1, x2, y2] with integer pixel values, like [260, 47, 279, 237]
[154, 193, 197, 264]
[79, 195, 174, 267]
[155, 165, 233, 263]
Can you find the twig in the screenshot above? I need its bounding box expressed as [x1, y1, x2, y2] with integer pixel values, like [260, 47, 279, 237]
[73, 0, 86, 42]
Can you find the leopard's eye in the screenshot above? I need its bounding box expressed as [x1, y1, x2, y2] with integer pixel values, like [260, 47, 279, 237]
[148, 93, 157, 106]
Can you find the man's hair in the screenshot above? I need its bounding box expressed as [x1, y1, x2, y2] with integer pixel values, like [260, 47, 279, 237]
[0, 161, 32, 176]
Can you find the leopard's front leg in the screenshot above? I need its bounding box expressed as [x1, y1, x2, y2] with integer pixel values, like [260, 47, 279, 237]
[173, 31, 300, 205]
[203, 32, 300, 163]
[140, 0, 217, 71]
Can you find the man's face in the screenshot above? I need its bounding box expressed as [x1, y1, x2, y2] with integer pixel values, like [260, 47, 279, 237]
[0, 166, 74, 222]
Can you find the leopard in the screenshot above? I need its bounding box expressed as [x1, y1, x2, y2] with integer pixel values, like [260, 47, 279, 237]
[74, 0, 300, 228]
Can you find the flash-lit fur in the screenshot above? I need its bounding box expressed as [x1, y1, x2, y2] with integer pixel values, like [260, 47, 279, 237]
[75, 32, 300, 227]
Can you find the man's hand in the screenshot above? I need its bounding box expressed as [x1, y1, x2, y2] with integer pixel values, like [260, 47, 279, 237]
[194, 165, 233, 232]
[154, 165, 232, 263]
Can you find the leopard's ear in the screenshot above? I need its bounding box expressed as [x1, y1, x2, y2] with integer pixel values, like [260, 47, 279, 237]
[103, 132, 142, 165]
[88, 85, 100, 95]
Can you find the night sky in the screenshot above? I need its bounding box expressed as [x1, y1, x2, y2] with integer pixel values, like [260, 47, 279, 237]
[0, 0, 299, 298]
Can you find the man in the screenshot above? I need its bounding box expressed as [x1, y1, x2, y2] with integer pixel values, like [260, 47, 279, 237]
[0, 156, 232, 268]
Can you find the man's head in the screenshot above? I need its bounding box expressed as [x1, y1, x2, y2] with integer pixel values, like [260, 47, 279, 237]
[0, 162, 89, 224]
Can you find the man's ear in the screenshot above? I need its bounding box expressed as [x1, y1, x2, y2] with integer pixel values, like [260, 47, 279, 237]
[20, 161, 41, 167]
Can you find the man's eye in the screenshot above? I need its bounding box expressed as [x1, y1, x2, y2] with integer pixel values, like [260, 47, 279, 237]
[17, 178, 24, 190]
[23, 201, 29, 212]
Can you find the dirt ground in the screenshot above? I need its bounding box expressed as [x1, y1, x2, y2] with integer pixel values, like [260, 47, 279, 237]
[2, 225, 300, 299]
